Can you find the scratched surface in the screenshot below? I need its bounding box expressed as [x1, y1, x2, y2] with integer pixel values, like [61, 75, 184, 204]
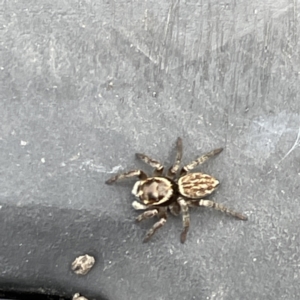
[1, 0, 300, 299]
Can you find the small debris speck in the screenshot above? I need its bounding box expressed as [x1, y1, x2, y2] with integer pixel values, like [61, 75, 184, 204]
[72, 254, 95, 275]
[70, 153, 80, 161]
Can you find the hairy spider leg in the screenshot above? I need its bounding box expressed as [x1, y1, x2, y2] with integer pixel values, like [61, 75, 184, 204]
[105, 169, 147, 185]
[177, 197, 190, 243]
[181, 148, 223, 175]
[187, 199, 248, 220]
[143, 209, 168, 243]
[167, 137, 183, 179]
[135, 153, 164, 176]
[135, 209, 159, 222]
[169, 202, 181, 216]
[143, 218, 167, 243]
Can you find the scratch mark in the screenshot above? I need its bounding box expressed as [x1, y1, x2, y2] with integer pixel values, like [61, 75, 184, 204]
[134, 44, 158, 64]
[223, 106, 229, 150]
[277, 125, 300, 165]
[114, 27, 158, 65]
[160, 0, 180, 70]
[163, 2, 173, 44]
[81, 160, 123, 174]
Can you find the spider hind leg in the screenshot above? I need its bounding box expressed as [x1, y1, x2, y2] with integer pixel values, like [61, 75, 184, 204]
[169, 202, 181, 216]
[177, 197, 190, 243]
[187, 199, 248, 220]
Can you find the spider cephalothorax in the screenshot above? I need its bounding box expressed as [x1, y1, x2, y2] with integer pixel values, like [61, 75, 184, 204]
[105, 138, 247, 243]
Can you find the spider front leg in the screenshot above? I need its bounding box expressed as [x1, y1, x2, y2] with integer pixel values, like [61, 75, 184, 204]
[135, 153, 164, 176]
[167, 137, 183, 179]
[181, 148, 223, 176]
[187, 199, 248, 220]
[177, 197, 190, 243]
[142, 208, 167, 243]
[135, 209, 158, 222]
[105, 169, 147, 185]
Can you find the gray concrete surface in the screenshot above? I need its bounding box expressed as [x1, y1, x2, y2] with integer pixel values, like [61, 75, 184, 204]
[1, 0, 300, 299]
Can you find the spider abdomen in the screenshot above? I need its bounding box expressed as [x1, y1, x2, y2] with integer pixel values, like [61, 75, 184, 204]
[178, 172, 219, 199]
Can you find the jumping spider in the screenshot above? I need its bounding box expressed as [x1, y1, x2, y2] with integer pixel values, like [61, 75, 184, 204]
[105, 138, 247, 243]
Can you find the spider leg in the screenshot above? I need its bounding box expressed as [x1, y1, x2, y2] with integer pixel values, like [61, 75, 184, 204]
[167, 137, 183, 179]
[143, 209, 167, 243]
[132, 201, 148, 210]
[187, 199, 248, 220]
[143, 218, 167, 243]
[105, 169, 147, 185]
[181, 148, 223, 175]
[169, 202, 181, 216]
[135, 153, 164, 176]
[177, 197, 190, 243]
[135, 209, 158, 222]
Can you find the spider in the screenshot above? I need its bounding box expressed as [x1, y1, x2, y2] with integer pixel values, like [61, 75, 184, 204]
[105, 138, 247, 243]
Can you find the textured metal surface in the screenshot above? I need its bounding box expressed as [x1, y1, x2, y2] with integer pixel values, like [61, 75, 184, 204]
[1, 0, 300, 299]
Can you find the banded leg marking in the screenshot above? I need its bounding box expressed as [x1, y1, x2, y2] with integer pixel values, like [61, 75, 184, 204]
[181, 148, 223, 175]
[136, 153, 164, 176]
[136, 209, 159, 222]
[143, 217, 167, 243]
[177, 197, 190, 243]
[167, 137, 183, 179]
[187, 199, 248, 220]
[169, 202, 181, 216]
